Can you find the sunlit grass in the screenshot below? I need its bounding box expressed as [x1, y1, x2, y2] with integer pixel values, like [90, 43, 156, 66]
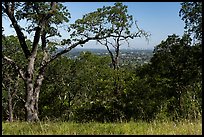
[2, 119, 202, 135]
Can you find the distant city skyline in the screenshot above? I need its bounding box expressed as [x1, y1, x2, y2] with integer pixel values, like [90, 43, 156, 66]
[2, 2, 185, 50]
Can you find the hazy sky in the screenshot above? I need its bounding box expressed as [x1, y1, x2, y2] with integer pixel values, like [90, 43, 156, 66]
[2, 2, 185, 50]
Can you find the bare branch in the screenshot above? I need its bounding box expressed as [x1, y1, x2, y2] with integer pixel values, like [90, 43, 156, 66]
[49, 33, 110, 63]
[11, 74, 20, 98]
[34, 33, 112, 78]
[2, 55, 26, 80]
[97, 39, 115, 69]
[15, 94, 26, 103]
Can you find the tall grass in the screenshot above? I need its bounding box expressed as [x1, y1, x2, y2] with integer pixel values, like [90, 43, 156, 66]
[2, 119, 202, 135]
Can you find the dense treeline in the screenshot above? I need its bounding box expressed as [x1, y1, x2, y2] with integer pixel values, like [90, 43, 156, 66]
[2, 2, 202, 122]
[37, 34, 203, 122]
[2, 35, 202, 122]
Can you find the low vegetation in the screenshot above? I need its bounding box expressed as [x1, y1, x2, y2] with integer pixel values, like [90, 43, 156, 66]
[2, 119, 202, 135]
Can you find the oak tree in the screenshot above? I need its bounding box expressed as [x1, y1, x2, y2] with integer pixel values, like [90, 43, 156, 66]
[2, 2, 141, 122]
[70, 2, 149, 95]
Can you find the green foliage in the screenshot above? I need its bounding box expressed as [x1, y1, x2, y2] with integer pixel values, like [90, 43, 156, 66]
[179, 2, 202, 42]
[2, 2, 202, 123]
[2, 35, 27, 121]
[15, 2, 70, 37]
[2, 35, 28, 66]
[69, 2, 149, 43]
[3, 45, 201, 122]
[140, 34, 202, 121]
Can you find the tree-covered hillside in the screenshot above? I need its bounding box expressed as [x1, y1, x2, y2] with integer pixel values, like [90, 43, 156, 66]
[2, 2, 202, 122]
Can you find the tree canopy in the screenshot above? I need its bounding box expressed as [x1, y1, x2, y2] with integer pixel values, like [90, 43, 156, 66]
[179, 2, 202, 42]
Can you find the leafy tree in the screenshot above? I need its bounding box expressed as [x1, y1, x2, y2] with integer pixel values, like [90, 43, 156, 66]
[178, 2, 202, 119]
[179, 1, 202, 87]
[71, 2, 150, 99]
[39, 52, 112, 121]
[146, 34, 202, 120]
[39, 56, 73, 120]
[2, 35, 28, 121]
[2, 64, 19, 122]
[94, 3, 150, 70]
[2, 2, 136, 122]
[179, 2, 202, 42]
[2, 2, 70, 122]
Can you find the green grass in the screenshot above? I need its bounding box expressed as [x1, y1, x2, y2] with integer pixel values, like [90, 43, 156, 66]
[2, 119, 202, 135]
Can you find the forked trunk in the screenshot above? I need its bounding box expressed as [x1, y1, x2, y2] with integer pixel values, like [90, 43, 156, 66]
[24, 78, 44, 122]
[24, 57, 41, 122]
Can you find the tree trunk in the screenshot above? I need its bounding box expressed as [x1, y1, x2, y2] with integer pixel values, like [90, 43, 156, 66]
[24, 79, 44, 122]
[24, 57, 39, 122]
[24, 56, 46, 122]
[113, 44, 120, 95]
[24, 79, 39, 122]
[8, 87, 13, 122]
[33, 73, 45, 120]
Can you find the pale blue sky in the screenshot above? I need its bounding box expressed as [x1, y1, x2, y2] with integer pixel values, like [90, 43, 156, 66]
[2, 2, 185, 50]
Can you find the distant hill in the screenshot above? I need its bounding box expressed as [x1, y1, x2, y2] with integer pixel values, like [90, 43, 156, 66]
[56, 47, 153, 66]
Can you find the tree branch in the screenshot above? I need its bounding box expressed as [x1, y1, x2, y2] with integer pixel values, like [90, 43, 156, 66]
[31, 2, 57, 58]
[3, 2, 31, 59]
[49, 33, 110, 63]
[97, 39, 116, 69]
[2, 55, 26, 80]
[41, 30, 47, 51]
[31, 27, 42, 58]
